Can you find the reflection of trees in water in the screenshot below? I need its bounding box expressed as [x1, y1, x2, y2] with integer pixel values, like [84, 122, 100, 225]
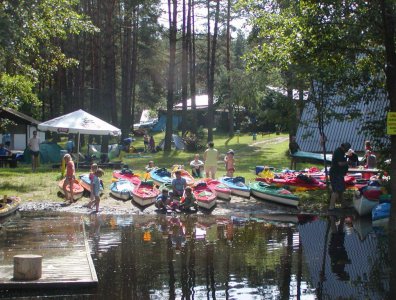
[328, 216, 351, 281]
[91, 215, 311, 298]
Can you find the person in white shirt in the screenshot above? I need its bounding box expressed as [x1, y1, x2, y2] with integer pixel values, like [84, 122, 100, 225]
[190, 154, 204, 178]
[28, 131, 40, 172]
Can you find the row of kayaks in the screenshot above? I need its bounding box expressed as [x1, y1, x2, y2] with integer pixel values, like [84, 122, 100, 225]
[256, 166, 373, 191]
[149, 167, 300, 207]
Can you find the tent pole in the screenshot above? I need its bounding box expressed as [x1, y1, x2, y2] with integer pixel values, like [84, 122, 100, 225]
[77, 132, 80, 170]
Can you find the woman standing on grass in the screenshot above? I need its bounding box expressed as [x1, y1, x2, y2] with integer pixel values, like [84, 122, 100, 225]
[62, 154, 75, 203]
[203, 142, 219, 179]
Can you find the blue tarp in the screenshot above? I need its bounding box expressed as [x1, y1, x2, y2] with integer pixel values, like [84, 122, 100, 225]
[152, 115, 182, 132]
[291, 150, 333, 163]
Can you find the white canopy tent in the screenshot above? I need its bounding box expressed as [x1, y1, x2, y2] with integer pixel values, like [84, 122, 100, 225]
[38, 109, 121, 166]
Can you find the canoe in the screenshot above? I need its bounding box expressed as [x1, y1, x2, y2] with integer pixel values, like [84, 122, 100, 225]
[79, 174, 104, 195]
[171, 169, 195, 186]
[0, 196, 20, 217]
[193, 181, 216, 209]
[204, 179, 232, 200]
[113, 170, 141, 186]
[353, 186, 383, 216]
[372, 202, 391, 227]
[131, 180, 159, 207]
[149, 168, 172, 186]
[58, 178, 84, 200]
[219, 176, 250, 198]
[249, 181, 299, 207]
[109, 179, 135, 200]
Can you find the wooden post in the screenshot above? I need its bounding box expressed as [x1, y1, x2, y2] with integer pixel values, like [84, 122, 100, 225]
[13, 254, 42, 280]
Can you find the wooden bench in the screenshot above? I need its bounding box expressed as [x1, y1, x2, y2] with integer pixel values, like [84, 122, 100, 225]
[0, 155, 17, 168]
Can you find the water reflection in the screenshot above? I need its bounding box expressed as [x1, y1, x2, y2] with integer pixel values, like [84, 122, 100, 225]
[0, 212, 391, 299]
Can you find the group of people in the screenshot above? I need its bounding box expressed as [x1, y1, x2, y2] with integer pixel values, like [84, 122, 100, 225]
[155, 170, 198, 212]
[190, 142, 235, 179]
[329, 140, 377, 210]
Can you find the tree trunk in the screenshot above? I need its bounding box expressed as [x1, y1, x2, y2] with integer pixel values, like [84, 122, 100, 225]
[380, 1, 396, 298]
[181, 0, 188, 135]
[131, 6, 138, 128]
[189, 0, 197, 133]
[207, 0, 220, 142]
[121, 0, 133, 139]
[165, 0, 177, 152]
[226, 0, 234, 136]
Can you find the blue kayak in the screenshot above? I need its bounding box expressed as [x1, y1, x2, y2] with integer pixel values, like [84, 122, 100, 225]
[219, 176, 250, 198]
[372, 202, 391, 227]
[150, 168, 172, 186]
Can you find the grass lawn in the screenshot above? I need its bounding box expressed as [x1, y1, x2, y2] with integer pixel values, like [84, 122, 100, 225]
[0, 132, 345, 210]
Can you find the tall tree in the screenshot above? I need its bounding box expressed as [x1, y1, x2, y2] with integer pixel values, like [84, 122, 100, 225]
[181, 0, 188, 135]
[207, 0, 220, 142]
[164, 0, 178, 151]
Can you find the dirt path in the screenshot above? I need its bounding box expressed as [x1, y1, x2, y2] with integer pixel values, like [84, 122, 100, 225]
[249, 136, 289, 147]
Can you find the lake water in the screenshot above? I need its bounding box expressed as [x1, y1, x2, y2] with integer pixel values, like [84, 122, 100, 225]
[0, 211, 391, 299]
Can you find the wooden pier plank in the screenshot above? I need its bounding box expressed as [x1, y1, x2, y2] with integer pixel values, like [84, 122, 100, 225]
[0, 215, 98, 290]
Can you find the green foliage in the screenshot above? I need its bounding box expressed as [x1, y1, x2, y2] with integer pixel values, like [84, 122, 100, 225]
[0, 73, 40, 108]
[0, 0, 97, 112]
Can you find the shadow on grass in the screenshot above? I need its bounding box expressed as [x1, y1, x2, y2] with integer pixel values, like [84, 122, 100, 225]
[1, 181, 32, 193]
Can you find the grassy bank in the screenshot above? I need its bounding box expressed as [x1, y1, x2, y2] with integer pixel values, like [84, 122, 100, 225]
[0, 132, 342, 211]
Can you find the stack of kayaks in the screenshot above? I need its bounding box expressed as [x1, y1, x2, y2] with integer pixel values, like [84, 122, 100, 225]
[0, 196, 21, 217]
[261, 174, 326, 192]
[131, 180, 159, 207]
[249, 181, 299, 207]
[193, 181, 216, 209]
[150, 168, 172, 186]
[204, 179, 232, 200]
[219, 176, 250, 198]
[58, 178, 84, 200]
[353, 185, 384, 216]
[109, 179, 135, 200]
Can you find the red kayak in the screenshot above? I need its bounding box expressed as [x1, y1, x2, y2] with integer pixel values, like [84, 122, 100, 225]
[58, 178, 84, 200]
[193, 181, 216, 209]
[131, 181, 159, 207]
[258, 174, 326, 191]
[204, 179, 231, 200]
[113, 170, 141, 186]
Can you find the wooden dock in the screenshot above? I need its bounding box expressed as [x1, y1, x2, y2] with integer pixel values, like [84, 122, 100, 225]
[0, 214, 98, 290]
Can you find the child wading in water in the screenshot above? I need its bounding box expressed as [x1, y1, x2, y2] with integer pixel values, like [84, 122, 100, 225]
[85, 168, 104, 212]
[224, 149, 235, 177]
[179, 186, 198, 211]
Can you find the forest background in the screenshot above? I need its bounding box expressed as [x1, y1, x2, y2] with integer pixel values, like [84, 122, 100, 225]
[1, 1, 396, 231]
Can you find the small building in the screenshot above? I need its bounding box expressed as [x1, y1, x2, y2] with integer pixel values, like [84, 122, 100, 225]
[0, 107, 44, 151]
